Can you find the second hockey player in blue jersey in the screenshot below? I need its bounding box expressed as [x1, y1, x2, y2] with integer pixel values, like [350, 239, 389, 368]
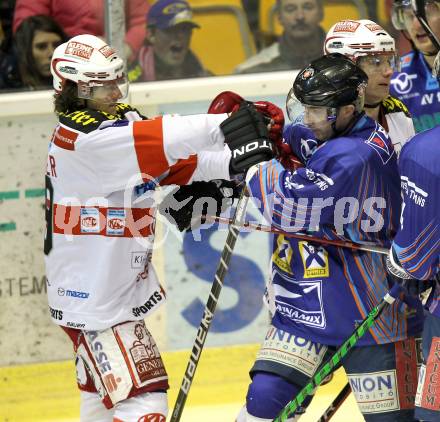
[390, 0, 440, 132]
[236, 54, 423, 422]
[387, 2, 440, 419]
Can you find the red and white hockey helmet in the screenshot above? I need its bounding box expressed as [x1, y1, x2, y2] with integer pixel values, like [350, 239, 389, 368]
[51, 34, 127, 102]
[324, 19, 400, 70]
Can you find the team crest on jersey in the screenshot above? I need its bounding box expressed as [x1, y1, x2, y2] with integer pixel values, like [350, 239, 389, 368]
[275, 279, 326, 329]
[80, 208, 100, 233]
[365, 125, 393, 164]
[272, 235, 293, 274]
[299, 241, 329, 278]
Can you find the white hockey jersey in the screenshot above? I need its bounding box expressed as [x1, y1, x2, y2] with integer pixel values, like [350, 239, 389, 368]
[380, 96, 415, 155]
[44, 105, 230, 330]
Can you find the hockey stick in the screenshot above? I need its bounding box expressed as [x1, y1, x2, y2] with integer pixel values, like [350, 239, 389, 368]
[273, 282, 403, 422]
[205, 215, 388, 255]
[317, 382, 352, 422]
[170, 189, 249, 422]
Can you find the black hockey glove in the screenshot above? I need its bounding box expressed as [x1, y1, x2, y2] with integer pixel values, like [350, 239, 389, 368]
[221, 102, 274, 174]
[158, 180, 240, 232]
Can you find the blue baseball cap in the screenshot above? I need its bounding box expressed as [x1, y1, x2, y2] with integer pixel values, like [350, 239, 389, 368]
[147, 0, 200, 29]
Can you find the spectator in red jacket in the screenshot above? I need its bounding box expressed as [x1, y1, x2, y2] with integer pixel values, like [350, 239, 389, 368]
[13, 0, 149, 60]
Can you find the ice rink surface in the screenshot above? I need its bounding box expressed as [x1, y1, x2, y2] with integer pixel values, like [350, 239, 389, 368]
[0, 344, 363, 421]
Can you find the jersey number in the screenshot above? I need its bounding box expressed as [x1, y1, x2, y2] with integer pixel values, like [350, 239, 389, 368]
[44, 175, 54, 255]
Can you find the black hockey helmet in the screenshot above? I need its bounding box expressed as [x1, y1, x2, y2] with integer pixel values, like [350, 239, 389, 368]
[292, 53, 368, 109]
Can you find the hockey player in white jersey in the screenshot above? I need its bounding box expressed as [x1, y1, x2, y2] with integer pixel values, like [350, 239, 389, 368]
[45, 34, 275, 421]
[324, 19, 415, 155]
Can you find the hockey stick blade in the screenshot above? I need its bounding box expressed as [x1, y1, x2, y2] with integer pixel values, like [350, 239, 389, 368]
[170, 189, 249, 422]
[273, 283, 403, 422]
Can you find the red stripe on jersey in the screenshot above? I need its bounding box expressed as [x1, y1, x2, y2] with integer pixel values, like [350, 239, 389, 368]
[161, 155, 198, 185]
[133, 118, 169, 179]
[54, 126, 79, 150]
[53, 204, 154, 237]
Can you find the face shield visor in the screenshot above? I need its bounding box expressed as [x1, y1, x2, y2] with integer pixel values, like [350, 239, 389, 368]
[392, 0, 440, 33]
[356, 52, 401, 73]
[286, 88, 337, 141]
[77, 74, 128, 104]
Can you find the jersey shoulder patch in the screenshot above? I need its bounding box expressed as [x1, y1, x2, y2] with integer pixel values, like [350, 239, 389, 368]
[381, 96, 411, 118]
[400, 52, 415, 69]
[58, 108, 118, 134]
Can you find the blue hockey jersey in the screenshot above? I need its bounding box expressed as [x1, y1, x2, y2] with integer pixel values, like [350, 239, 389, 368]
[392, 127, 440, 317]
[247, 115, 423, 346]
[390, 51, 440, 133]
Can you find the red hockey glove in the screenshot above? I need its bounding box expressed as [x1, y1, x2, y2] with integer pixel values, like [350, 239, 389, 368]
[253, 101, 284, 144]
[208, 91, 244, 114]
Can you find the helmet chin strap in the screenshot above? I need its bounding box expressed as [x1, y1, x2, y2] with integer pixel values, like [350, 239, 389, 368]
[330, 109, 365, 139]
[364, 101, 382, 108]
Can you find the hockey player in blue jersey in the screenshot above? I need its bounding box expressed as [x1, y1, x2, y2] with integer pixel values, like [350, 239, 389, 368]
[236, 54, 424, 422]
[390, 0, 440, 132]
[387, 2, 440, 419]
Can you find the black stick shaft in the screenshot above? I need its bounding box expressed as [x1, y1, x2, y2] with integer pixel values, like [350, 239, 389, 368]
[317, 382, 352, 422]
[170, 190, 248, 422]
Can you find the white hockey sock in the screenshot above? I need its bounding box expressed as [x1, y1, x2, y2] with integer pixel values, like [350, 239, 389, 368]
[113, 391, 167, 421]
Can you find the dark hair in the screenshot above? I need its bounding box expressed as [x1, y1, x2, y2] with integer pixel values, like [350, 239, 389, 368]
[14, 15, 67, 89]
[54, 80, 86, 114]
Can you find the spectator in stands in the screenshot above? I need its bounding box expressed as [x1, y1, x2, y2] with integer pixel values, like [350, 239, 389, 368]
[128, 0, 211, 82]
[13, 0, 149, 60]
[1, 15, 67, 91]
[235, 0, 325, 74]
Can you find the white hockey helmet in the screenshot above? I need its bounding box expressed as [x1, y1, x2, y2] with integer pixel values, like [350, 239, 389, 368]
[51, 34, 127, 102]
[324, 19, 400, 70]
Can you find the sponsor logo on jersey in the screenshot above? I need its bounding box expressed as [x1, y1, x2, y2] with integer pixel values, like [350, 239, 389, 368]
[391, 73, 418, 95]
[66, 321, 85, 329]
[275, 279, 326, 329]
[53, 126, 79, 151]
[400, 175, 428, 207]
[365, 124, 393, 164]
[257, 325, 327, 377]
[49, 306, 63, 320]
[106, 209, 126, 236]
[132, 290, 164, 317]
[401, 54, 414, 68]
[58, 287, 89, 298]
[129, 323, 167, 383]
[349, 370, 400, 413]
[333, 20, 360, 33]
[80, 208, 100, 233]
[131, 251, 150, 269]
[304, 168, 333, 190]
[272, 235, 293, 274]
[65, 41, 93, 60]
[299, 241, 329, 278]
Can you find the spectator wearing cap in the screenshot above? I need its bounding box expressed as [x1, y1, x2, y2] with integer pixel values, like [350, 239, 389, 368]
[235, 0, 325, 74]
[128, 0, 211, 82]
